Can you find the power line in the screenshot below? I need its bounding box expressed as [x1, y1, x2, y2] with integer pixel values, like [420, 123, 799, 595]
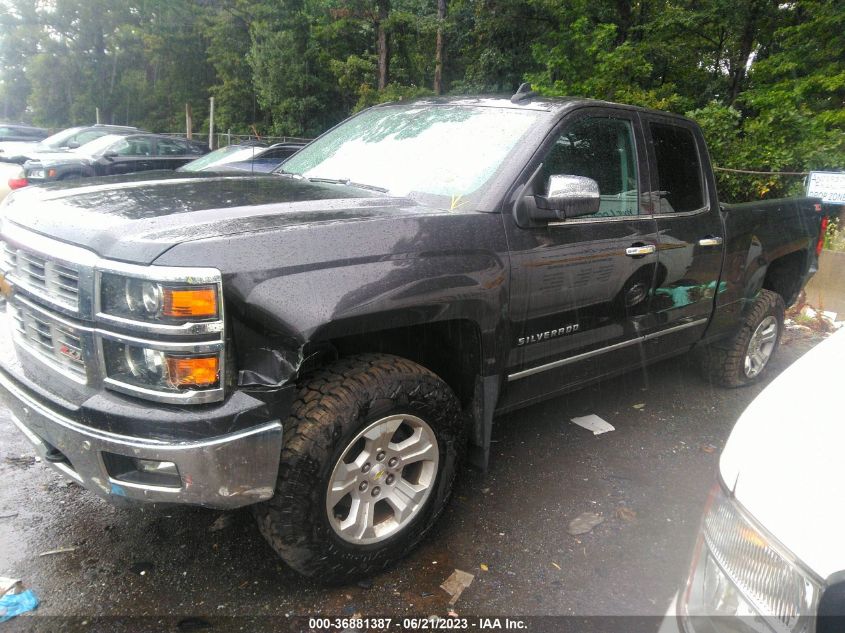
[713, 166, 810, 176]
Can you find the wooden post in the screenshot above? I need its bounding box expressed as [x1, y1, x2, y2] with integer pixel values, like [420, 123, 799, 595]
[208, 97, 215, 149]
[185, 103, 193, 140]
[95, 107, 100, 124]
[434, 0, 447, 94]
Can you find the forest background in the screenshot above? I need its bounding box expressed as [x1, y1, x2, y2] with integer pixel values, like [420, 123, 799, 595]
[1, 0, 843, 201]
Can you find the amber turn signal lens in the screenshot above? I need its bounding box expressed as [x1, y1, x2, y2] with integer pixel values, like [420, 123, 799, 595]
[166, 355, 219, 389]
[162, 286, 217, 319]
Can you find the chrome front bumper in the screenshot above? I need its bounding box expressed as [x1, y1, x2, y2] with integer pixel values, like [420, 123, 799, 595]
[0, 369, 283, 509]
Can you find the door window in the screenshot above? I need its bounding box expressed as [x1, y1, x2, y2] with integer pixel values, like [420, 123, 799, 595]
[113, 138, 152, 156]
[74, 130, 107, 146]
[541, 117, 639, 217]
[649, 123, 705, 213]
[156, 138, 190, 156]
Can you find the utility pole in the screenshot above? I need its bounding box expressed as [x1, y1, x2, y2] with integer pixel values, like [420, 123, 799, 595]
[95, 107, 101, 124]
[185, 103, 193, 140]
[434, 0, 447, 95]
[208, 97, 215, 149]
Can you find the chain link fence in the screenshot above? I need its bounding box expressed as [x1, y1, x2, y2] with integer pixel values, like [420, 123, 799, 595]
[159, 132, 311, 149]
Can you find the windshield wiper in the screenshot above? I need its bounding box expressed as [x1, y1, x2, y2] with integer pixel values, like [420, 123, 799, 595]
[306, 177, 389, 193]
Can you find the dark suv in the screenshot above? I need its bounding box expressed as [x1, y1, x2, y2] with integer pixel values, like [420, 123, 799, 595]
[0, 124, 48, 143]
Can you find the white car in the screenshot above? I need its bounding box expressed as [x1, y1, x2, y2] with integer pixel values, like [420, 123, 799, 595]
[664, 329, 845, 633]
[0, 162, 25, 202]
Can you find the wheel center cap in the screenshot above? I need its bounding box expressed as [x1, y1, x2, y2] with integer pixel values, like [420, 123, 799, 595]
[370, 463, 388, 482]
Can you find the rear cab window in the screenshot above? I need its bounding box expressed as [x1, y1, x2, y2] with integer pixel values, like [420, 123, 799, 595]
[648, 122, 706, 214]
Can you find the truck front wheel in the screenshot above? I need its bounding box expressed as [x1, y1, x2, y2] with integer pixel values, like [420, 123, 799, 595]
[254, 354, 464, 582]
[700, 289, 784, 387]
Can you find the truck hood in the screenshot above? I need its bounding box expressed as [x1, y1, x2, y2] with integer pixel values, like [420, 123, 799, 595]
[0, 172, 429, 264]
[719, 328, 845, 580]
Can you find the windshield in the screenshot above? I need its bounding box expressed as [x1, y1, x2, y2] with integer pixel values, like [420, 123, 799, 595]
[280, 105, 541, 207]
[178, 145, 264, 172]
[36, 127, 85, 149]
[72, 134, 124, 156]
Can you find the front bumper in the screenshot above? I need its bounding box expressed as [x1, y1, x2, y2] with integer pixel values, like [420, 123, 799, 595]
[0, 368, 283, 509]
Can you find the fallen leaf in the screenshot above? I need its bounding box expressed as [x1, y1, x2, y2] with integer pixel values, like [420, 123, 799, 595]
[208, 514, 233, 532]
[479, 563, 489, 572]
[551, 562, 561, 570]
[616, 507, 637, 522]
[701, 444, 717, 454]
[632, 403, 646, 410]
[567, 512, 605, 536]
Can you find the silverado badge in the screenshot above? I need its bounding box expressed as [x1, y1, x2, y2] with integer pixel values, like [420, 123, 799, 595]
[517, 324, 579, 346]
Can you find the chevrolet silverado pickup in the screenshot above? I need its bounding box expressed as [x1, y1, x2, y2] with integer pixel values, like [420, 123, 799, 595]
[0, 93, 825, 581]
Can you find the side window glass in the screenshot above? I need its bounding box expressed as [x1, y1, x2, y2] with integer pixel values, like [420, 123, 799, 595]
[649, 123, 705, 213]
[75, 130, 105, 146]
[541, 117, 639, 217]
[108, 139, 131, 155]
[156, 139, 188, 156]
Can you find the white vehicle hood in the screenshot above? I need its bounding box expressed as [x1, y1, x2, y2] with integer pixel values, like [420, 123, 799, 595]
[720, 328, 845, 580]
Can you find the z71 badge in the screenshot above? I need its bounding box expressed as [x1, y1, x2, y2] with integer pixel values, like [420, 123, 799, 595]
[517, 324, 579, 346]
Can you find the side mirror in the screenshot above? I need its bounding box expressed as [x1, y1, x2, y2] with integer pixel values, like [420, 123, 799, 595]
[66, 141, 80, 149]
[534, 175, 601, 220]
[103, 150, 118, 160]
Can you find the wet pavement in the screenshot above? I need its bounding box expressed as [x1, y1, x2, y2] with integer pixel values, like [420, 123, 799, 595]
[0, 331, 823, 628]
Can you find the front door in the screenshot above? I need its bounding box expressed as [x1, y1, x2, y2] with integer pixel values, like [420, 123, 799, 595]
[104, 137, 154, 175]
[500, 107, 660, 409]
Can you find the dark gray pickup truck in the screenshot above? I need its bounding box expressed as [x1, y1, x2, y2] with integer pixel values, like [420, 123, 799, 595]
[0, 93, 825, 581]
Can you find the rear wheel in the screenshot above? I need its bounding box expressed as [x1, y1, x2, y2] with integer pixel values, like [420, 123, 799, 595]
[700, 289, 784, 387]
[254, 354, 464, 582]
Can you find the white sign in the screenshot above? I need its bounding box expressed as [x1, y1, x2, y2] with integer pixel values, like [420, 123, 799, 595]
[807, 171, 845, 205]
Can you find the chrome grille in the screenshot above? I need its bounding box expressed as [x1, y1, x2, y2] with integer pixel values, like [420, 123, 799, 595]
[9, 301, 87, 381]
[704, 497, 817, 632]
[2, 241, 80, 311]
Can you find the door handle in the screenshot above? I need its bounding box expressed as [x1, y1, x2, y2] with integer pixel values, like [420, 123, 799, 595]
[625, 245, 656, 257]
[698, 236, 723, 247]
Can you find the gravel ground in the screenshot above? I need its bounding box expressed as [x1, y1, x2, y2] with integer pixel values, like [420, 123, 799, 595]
[0, 329, 824, 631]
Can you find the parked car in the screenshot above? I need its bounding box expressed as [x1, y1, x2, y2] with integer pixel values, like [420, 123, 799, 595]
[0, 123, 48, 143]
[21, 133, 209, 183]
[0, 163, 26, 202]
[178, 141, 306, 173]
[0, 124, 141, 164]
[662, 328, 845, 633]
[0, 92, 826, 582]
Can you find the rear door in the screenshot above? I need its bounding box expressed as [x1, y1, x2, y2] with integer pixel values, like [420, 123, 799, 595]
[500, 107, 660, 408]
[102, 136, 154, 175]
[153, 138, 194, 170]
[640, 114, 725, 357]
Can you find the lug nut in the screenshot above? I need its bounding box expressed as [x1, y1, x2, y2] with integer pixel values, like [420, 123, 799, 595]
[359, 481, 368, 492]
[388, 457, 398, 468]
[376, 451, 386, 462]
[371, 486, 381, 497]
[362, 463, 371, 473]
[385, 474, 395, 485]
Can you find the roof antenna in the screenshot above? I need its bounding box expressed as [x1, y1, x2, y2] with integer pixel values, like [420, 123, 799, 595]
[511, 82, 536, 104]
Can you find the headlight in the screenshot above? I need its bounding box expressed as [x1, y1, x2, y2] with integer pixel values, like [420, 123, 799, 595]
[102, 340, 221, 396]
[97, 266, 225, 403]
[100, 273, 220, 323]
[680, 485, 822, 633]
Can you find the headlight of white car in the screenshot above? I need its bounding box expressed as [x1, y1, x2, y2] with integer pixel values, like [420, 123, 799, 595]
[679, 485, 823, 633]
